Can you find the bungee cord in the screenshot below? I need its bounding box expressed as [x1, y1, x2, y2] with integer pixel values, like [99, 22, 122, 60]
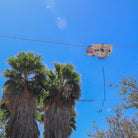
[97, 60, 106, 112]
[102, 60, 106, 108]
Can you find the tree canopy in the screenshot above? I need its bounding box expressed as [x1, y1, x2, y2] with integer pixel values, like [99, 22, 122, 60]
[87, 76, 138, 138]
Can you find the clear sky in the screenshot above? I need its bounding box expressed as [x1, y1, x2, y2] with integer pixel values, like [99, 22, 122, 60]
[0, 0, 138, 138]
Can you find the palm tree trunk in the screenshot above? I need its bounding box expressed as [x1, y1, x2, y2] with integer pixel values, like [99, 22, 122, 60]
[44, 102, 72, 138]
[6, 88, 40, 138]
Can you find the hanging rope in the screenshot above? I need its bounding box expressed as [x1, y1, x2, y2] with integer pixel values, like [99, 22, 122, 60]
[97, 60, 106, 112]
[102, 60, 106, 107]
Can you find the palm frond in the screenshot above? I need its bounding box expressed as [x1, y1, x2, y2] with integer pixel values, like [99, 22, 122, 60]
[3, 52, 46, 99]
[44, 62, 81, 106]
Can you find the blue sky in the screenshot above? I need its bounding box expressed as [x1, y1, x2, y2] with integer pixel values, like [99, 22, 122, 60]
[0, 0, 138, 137]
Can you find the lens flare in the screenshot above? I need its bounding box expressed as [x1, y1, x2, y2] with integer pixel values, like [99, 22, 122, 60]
[46, 0, 55, 9]
[107, 108, 111, 112]
[45, 1, 67, 29]
[57, 17, 67, 29]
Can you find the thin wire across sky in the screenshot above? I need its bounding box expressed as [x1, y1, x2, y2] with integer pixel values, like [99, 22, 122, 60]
[0, 34, 138, 48]
[0, 34, 86, 47]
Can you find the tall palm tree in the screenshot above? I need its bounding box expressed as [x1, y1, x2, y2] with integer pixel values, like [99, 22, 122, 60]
[2, 52, 46, 138]
[43, 63, 81, 138]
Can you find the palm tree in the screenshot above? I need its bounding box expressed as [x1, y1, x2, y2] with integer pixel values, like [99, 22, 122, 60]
[43, 62, 81, 138]
[2, 52, 46, 138]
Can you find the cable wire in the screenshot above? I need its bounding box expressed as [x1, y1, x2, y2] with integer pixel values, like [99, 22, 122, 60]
[0, 34, 86, 47]
[97, 60, 106, 112]
[0, 34, 138, 48]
